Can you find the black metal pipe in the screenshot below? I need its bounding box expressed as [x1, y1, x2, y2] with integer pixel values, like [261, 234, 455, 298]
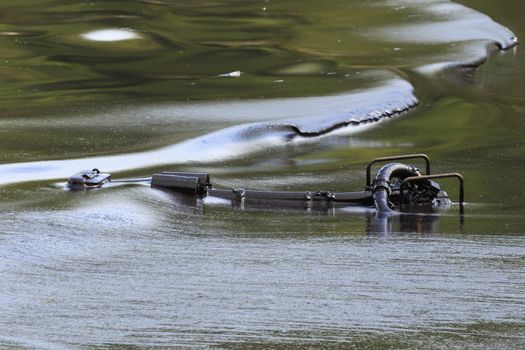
[374, 189, 394, 212]
[366, 154, 430, 187]
[371, 163, 419, 213]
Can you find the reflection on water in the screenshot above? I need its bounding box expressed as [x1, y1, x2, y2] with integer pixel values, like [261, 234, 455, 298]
[1, 185, 523, 348]
[1, 0, 525, 348]
[0, 78, 416, 185]
[80, 28, 142, 42]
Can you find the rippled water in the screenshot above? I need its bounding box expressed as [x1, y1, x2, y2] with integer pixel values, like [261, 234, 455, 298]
[1, 0, 524, 348]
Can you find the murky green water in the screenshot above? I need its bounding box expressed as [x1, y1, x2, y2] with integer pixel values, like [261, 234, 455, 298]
[1, 0, 524, 348]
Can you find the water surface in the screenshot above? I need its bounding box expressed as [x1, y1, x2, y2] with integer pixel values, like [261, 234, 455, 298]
[0, 0, 524, 348]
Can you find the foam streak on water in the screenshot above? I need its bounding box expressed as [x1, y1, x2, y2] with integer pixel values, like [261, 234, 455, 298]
[0, 1, 518, 185]
[0, 79, 417, 186]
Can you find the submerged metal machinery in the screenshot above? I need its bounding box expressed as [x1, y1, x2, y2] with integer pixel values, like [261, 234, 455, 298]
[67, 154, 464, 214]
[67, 168, 111, 191]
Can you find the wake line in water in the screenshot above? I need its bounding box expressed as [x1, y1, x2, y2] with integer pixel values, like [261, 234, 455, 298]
[372, 0, 518, 74]
[258, 0, 519, 136]
[0, 79, 418, 186]
[375, 1, 518, 49]
[281, 99, 417, 138]
[0, 0, 519, 187]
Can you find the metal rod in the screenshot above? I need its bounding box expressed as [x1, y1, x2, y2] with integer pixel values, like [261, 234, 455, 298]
[111, 177, 152, 183]
[365, 154, 431, 186]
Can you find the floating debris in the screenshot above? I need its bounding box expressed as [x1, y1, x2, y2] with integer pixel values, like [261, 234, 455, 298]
[218, 70, 242, 78]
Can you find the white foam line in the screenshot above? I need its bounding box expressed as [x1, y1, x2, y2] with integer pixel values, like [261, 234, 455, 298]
[0, 121, 376, 187]
[0, 78, 416, 186]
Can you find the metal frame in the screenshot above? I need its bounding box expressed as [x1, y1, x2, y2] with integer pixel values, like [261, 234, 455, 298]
[366, 154, 431, 186]
[400, 173, 464, 213]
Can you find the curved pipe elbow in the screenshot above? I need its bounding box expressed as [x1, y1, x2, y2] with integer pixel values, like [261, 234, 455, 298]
[372, 163, 419, 213]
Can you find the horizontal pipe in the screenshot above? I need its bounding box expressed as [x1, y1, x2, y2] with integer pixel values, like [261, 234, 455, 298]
[208, 189, 373, 204]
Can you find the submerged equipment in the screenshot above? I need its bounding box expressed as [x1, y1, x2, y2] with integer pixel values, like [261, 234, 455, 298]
[67, 168, 111, 190]
[67, 154, 464, 214]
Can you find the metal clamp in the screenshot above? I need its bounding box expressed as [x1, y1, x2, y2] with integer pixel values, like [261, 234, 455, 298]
[313, 191, 336, 201]
[366, 154, 431, 186]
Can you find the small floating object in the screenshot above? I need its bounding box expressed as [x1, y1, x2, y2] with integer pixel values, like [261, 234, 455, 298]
[218, 70, 242, 78]
[80, 29, 141, 42]
[67, 169, 111, 190]
[0, 31, 23, 36]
